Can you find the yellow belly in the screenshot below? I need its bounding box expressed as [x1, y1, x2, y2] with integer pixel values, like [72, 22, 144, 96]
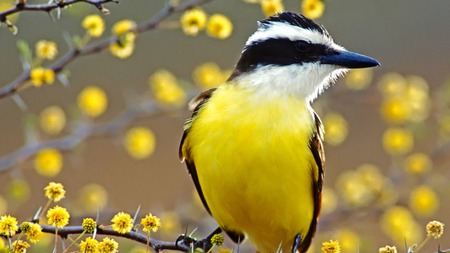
[186, 84, 318, 253]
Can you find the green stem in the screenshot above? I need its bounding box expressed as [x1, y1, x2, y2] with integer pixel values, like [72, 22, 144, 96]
[62, 230, 86, 253]
[414, 236, 430, 253]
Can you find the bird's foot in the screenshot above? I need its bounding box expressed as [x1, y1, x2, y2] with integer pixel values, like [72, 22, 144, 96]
[175, 227, 223, 252]
[291, 233, 302, 253]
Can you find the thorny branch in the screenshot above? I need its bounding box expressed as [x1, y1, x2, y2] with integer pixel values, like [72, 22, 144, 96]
[0, 0, 213, 100]
[0, 0, 116, 22]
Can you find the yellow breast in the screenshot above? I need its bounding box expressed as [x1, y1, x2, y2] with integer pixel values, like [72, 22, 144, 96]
[184, 84, 318, 252]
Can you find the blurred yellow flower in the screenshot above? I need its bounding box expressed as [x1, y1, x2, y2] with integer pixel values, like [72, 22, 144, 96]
[47, 205, 70, 228]
[98, 237, 119, 253]
[334, 229, 360, 253]
[403, 152, 432, 175]
[381, 205, 423, 245]
[150, 69, 186, 106]
[405, 75, 431, 122]
[0, 195, 7, 216]
[321, 240, 340, 253]
[382, 127, 414, 156]
[78, 183, 108, 213]
[109, 40, 135, 59]
[0, 214, 18, 236]
[426, 220, 444, 239]
[7, 179, 30, 202]
[409, 185, 439, 217]
[141, 213, 161, 233]
[12, 240, 30, 253]
[379, 245, 397, 253]
[345, 68, 373, 90]
[112, 19, 136, 36]
[380, 97, 411, 125]
[78, 86, 108, 117]
[211, 234, 224, 246]
[159, 211, 181, 237]
[34, 148, 63, 177]
[111, 212, 133, 234]
[261, 0, 284, 17]
[35, 40, 58, 60]
[193, 62, 228, 89]
[323, 112, 348, 146]
[44, 182, 66, 202]
[321, 187, 337, 215]
[378, 72, 407, 98]
[30, 67, 55, 87]
[79, 237, 99, 253]
[180, 8, 207, 36]
[301, 0, 325, 20]
[207, 14, 233, 39]
[82, 14, 105, 37]
[124, 127, 156, 160]
[39, 106, 66, 135]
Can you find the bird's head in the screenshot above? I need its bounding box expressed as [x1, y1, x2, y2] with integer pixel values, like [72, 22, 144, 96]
[229, 12, 380, 102]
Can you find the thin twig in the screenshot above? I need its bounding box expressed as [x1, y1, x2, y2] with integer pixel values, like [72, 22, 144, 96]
[0, 0, 117, 22]
[0, 0, 213, 100]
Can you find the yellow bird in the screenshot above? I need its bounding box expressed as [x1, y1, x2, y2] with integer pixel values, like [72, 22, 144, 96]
[180, 12, 379, 253]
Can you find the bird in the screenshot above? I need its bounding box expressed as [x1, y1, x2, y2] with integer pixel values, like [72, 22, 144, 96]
[179, 11, 379, 253]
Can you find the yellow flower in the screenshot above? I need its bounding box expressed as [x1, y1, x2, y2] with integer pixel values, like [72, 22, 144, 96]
[79, 237, 99, 253]
[109, 39, 135, 59]
[381, 205, 423, 245]
[39, 106, 66, 135]
[111, 212, 133, 234]
[301, 0, 325, 20]
[11, 240, 30, 253]
[382, 127, 414, 156]
[321, 187, 337, 215]
[323, 112, 348, 146]
[193, 62, 227, 89]
[124, 127, 156, 160]
[409, 185, 439, 217]
[180, 8, 207, 36]
[150, 69, 186, 105]
[377, 72, 407, 98]
[0, 215, 18, 236]
[426, 220, 444, 239]
[112, 19, 136, 36]
[21, 222, 42, 243]
[7, 179, 30, 202]
[379, 245, 397, 253]
[34, 148, 63, 177]
[211, 234, 224, 246]
[140, 213, 161, 233]
[82, 14, 105, 37]
[47, 205, 70, 228]
[35, 40, 58, 60]
[82, 218, 97, 233]
[321, 240, 340, 253]
[261, 0, 284, 17]
[78, 86, 108, 117]
[403, 153, 432, 175]
[78, 183, 108, 213]
[206, 14, 233, 39]
[159, 211, 181, 237]
[44, 182, 66, 202]
[30, 67, 55, 87]
[98, 237, 119, 253]
[405, 75, 430, 122]
[334, 229, 359, 253]
[380, 97, 411, 125]
[345, 68, 373, 90]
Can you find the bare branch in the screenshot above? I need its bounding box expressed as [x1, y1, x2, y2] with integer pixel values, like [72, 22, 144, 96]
[0, 0, 117, 22]
[0, 0, 213, 100]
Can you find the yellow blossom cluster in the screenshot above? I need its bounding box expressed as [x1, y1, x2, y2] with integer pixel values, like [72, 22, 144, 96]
[336, 163, 396, 207]
[44, 182, 66, 202]
[34, 148, 63, 177]
[381, 205, 422, 245]
[111, 212, 133, 234]
[30, 67, 55, 87]
[20, 222, 43, 243]
[334, 229, 360, 253]
[77, 86, 108, 117]
[320, 187, 337, 215]
[379, 245, 397, 253]
[82, 14, 105, 37]
[140, 213, 161, 234]
[47, 205, 70, 228]
[426, 220, 444, 239]
[0, 214, 18, 236]
[301, 0, 325, 20]
[321, 240, 340, 253]
[39, 106, 66, 135]
[77, 183, 109, 213]
[323, 112, 349, 146]
[79, 237, 119, 253]
[124, 127, 156, 160]
[82, 218, 97, 233]
[260, 0, 284, 17]
[180, 9, 233, 39]
[110, 19, 137, 59]
[403, 152, 432, 175]
[149, 69, 186, 106]
[345, 68, 374, 90]
[409, 185, 439, 217]
[193, 62, 230, 89]
[382, 127, 414, 156]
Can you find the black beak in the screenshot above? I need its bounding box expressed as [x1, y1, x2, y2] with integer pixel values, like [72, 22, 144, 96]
[321, 50, 380, 69]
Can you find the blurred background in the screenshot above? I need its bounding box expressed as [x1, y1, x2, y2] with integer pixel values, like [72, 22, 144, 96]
[0, 0, 449, 252]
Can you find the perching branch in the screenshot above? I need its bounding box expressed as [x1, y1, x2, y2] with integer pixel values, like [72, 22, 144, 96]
[0, 0, 116, 23]
[0, 0, 213, 100]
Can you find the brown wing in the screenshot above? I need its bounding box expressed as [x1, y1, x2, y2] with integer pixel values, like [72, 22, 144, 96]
[299, 111, 325, 252]
[179, 88, 217, 215]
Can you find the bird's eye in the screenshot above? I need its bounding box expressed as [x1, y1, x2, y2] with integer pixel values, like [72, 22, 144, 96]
[295, 40, 311, 52]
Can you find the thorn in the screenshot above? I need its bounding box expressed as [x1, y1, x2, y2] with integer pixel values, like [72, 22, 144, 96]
[132, 205, 141, 226]
[33, 206, 43, 221]
[12, 93, 27, 111]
